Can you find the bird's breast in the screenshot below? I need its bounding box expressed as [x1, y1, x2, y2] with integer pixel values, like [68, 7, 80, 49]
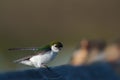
[38, 51, 58, 63]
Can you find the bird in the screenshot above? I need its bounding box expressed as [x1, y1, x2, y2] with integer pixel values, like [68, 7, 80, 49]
[8, 41, 63, 68]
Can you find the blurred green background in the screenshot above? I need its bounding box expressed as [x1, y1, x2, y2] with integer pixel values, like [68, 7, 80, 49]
[0, 0, 120, 71]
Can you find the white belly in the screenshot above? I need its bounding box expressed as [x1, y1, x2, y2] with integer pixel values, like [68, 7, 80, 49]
[29, 51, 57, 67]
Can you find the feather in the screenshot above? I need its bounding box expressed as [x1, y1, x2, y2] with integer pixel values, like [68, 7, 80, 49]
[14, 55, 32, 63]
[8, 47, 38, 51]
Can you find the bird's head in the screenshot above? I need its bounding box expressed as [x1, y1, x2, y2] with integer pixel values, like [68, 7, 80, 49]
[50, 41, 63, 52]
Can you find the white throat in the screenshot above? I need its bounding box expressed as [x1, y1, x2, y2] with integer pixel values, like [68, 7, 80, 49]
[51, 44, 59, 53]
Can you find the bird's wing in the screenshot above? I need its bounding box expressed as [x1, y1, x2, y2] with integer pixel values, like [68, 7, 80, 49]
[35, 45, 51, 52]
[8, 47, 38, 51]
[11, 45, 51, 62]
[8, 45, 51, 52]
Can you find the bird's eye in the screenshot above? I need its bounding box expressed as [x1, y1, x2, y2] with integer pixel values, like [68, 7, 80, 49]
[59, 47, 62, 50]
[55, 45, 58, 47]
[55, 43, 63, 48]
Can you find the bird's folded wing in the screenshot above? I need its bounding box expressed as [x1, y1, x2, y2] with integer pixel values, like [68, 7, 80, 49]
[8, 47, 38, 51]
